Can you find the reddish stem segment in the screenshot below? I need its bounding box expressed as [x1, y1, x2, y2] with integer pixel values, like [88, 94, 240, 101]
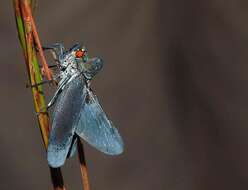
[15, 1, 91, 190]
[14, 1, 66, 190]
[21, 0, 53, 81]
[77, 139, 91, 190]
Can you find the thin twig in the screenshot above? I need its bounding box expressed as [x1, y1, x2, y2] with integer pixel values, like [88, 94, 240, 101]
[19, 0, 50, 149]
[14, 1, 92, 190]
[13, 1, 66, 190]
[21, 0, 53, 81]
[77, 139, 91, 190]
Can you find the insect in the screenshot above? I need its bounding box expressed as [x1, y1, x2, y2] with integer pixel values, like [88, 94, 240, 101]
[33, 43, 124, 168]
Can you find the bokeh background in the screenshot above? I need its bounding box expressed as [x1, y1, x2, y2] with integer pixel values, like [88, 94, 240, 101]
[1, 0, 248, 189]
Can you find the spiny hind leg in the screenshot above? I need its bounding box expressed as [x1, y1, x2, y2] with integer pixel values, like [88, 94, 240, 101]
[26, 79, 54, 88]
[26, 80, 55, 115]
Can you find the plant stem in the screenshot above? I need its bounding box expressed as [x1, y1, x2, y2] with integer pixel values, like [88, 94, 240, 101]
[14, 1, 92, 189]
[77, 139, 91, 190]
[21, 0, 53, 81]
[13, 0, 66, 189]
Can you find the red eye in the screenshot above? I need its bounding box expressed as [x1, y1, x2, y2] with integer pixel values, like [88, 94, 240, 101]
[75, 50, 85, 58]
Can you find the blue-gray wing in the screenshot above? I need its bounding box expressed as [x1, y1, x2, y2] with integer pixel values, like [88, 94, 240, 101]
[47, 75, 87, 168]
[75, 89, 124, 155]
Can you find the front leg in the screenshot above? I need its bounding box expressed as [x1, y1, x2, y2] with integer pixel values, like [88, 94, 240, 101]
[42, 43, 65, 63]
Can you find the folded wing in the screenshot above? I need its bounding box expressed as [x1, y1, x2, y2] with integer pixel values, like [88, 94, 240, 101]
[47, 75, 87, 168]
[75, 89, 124, 155]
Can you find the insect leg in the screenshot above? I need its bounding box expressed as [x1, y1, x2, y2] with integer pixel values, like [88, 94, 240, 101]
[34, 43, 65, 64]
[69, 43, 82, 52]
[39, 64, 59, 69]
[42, 43, 65, 59]
[26, 80, 54, 88]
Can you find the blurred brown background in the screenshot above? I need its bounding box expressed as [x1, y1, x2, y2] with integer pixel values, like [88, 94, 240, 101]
[1, 0, 248, 189]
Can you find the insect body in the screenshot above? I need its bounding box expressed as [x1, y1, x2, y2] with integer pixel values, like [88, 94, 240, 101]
[43, 43, 124, 168]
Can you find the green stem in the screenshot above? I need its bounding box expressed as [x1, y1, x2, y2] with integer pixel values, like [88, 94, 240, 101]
[13, 1, 66, 190]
